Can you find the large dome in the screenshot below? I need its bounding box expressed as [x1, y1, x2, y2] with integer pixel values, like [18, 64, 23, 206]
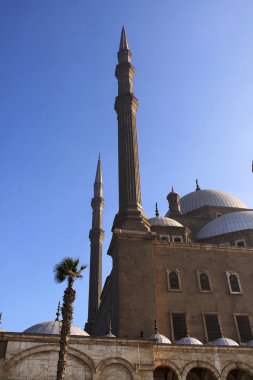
[197, 211, 253, 239]
[180, 189, 247, 214]
[23, 320, 89, 336]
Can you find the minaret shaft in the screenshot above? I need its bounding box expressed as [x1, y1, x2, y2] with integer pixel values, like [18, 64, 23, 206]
[117, 99, 142, 210]
[85, 158, 104, 334]
[113, 27, 150, 231]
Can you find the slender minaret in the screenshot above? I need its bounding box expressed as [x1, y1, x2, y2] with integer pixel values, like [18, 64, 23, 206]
[85, 156, 105, 334]
[113, 27, 150, 231]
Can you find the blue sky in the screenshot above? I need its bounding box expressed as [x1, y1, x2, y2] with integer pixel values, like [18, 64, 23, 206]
[1, 1, 253, 332]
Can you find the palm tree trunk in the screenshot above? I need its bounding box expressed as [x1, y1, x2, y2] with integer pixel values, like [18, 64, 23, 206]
[56, 276, 76, 380]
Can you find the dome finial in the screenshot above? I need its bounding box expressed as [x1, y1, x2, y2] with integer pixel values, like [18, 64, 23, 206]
[55, 301, 61, 322]
[171, 186, 174, 193]
[155, 202, 159, 217]
[154, 319, 158, 334]
[218, 323, 223, 339]
[196, 179, 201, 191]
[0, 312, 2, 326]
[108, 319, 112, 335]
[185, 323, 189, 338]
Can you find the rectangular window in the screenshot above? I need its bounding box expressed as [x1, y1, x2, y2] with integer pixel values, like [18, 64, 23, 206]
[235, 315, 252, 342]
[172, 313, 187, 341]
[204, 314, 220, 342]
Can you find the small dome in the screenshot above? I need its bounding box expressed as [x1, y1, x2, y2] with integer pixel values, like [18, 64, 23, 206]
[23, 321, 89, 336]
[197, 211, 253, 239]
[148, 332, 171, 344]
[148, 216, 183, 227]
[209, 337, 239, 346]
[180, 189, 247, 214]
[176, 336, 203, 345]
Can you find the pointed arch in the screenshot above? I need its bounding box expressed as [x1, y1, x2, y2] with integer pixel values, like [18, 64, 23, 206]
[221, 362, 253, 380]
[96, 357, 136, 379]
[181, 360, 220, 380]
[153, 359, 181, 379]
[5, 343, 95, 373]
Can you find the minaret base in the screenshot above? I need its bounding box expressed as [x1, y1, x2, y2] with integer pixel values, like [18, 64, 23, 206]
[112, 207, 150, 232]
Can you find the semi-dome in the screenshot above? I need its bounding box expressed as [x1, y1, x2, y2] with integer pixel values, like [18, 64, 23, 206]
[246, 340, 253, 347]
[197, 211, 253, 239]
[148, 216, 183, 227]
[23, 320, 89, 336]
[176, 336, 203, 345]
[180, 189, 247, 214]
[209, 337, 239, 346]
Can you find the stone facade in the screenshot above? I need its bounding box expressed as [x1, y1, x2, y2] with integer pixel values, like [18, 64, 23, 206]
[0, 333, 253, 380]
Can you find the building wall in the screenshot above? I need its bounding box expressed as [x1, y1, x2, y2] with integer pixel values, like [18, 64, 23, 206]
[106, 230, 253, 342]
[154, 241, 253, 343]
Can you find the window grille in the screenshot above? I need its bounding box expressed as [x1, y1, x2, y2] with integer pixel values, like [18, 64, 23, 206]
[169, 272, 180, 290]
[229, 274, 241, 293]
[204, 314, 220, 342]
[236, 315, 252, 342]
[200, 273, 211, 291]
[172, 313, 187, 340]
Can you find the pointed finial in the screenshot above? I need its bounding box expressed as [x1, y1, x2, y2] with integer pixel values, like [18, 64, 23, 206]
[98, 153, 101, 160]
[154, 320, 158, 334]
[119, 26, 129, 50]
[196, 179, 200, 191]
[55, 302, 61, 322]
[108, 319, 112, 335]
[185, 323, 189, 337]
[155, 202, 159, 217]
[218, 323, 223, 339]
[171, 186, 174, 193]
[0, 313, 2, 325]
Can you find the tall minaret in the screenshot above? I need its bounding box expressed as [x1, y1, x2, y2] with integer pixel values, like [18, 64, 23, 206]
[113, 27, 150, 231]
[85, 156, 104, 335]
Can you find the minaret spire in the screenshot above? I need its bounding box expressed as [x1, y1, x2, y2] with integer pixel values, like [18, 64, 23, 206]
[119, 26, 129, 50]
[85, 155, 105, 334]
[113, 27, 150, 231]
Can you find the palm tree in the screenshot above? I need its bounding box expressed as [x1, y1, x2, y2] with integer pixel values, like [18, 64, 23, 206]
[54, 257, 86, 380]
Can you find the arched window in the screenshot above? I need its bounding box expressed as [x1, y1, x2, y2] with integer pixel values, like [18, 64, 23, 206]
[199, 273, 211, 291]
[169, 272, 180, 290]
[229, 274, 241, 293]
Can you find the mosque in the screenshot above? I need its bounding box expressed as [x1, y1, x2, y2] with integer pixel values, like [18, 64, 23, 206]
[1, 28, 253, 379]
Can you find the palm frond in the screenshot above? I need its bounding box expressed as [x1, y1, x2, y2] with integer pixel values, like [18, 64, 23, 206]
[53, 257, 87, 283]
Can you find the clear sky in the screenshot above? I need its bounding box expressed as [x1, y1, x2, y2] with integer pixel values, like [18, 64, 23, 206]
[1, 0, 252, 333]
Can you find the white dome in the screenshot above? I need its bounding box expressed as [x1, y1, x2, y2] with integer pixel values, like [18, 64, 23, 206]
[148, 216, 183, 227]
[209, 337, 239, 346]
[180, 189, 247, 214]
[176, 336, 203, 345]
[197, 211, 253, 239]
[23, 320, 89, 336]
[148, 332, 171, 344]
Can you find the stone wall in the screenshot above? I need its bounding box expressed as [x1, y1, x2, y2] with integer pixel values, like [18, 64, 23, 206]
[0, 333, 253, 379]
